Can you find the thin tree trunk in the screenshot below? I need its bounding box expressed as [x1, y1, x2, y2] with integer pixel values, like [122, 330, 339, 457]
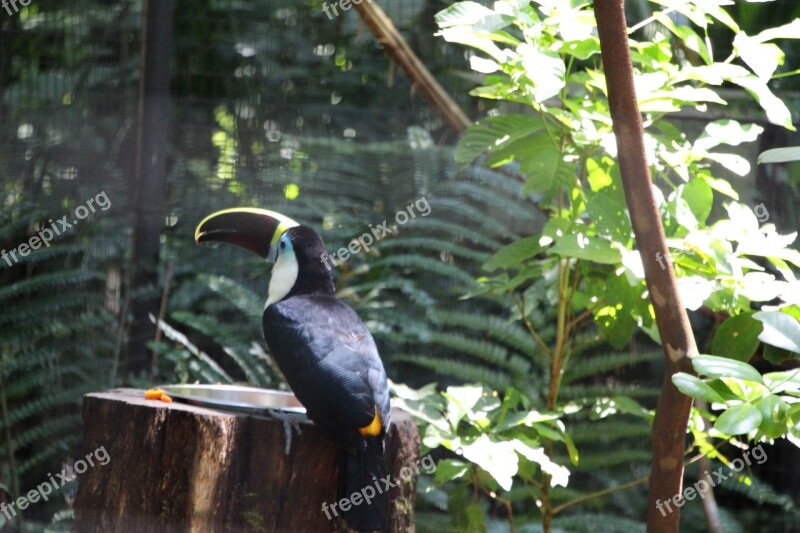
[593, 2, 698, 532]
[128, 0, 174, 376]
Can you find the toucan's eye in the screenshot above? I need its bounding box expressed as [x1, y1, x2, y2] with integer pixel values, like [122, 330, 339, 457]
[280, 239, 287, 250]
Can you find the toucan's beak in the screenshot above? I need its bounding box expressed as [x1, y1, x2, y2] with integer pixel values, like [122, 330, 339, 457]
[195, 208, 299, 262]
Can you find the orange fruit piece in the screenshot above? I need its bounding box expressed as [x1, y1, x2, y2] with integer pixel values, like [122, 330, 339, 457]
[145, 388, 165, 400]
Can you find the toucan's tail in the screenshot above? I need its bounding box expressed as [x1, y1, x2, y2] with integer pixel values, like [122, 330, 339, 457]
[338, 437, 389, 532]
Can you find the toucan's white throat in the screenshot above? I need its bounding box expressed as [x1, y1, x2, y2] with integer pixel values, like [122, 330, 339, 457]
[266, 250, 299, 307]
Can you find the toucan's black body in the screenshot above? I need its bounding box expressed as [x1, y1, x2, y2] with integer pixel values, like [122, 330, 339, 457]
[196, 212, 391, 532]
[263, 295, 391, 443]
[263, 294, 391, 530]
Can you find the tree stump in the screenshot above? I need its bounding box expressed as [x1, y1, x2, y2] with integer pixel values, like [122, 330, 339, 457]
[73, 388, 420, 532]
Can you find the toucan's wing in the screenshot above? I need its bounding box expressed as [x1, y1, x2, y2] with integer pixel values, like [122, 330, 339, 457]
[263, 295, 390, 438]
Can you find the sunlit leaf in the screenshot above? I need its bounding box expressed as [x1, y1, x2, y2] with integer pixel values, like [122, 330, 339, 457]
[460, 435, 518, 490]
[694, 120, 764, 152]
[692, 354, 764, 384]
[734, 32, 784, 79]
[549, 233, 622, 264]
[433, 458, 470, 484]
[714, 402, 762, 435]
[753, 310, 800, 354]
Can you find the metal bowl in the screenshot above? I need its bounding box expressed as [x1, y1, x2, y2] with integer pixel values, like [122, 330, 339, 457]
[159, 384, 307, 418]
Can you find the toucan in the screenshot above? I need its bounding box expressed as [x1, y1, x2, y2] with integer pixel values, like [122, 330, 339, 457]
[195, 208, 391, 532]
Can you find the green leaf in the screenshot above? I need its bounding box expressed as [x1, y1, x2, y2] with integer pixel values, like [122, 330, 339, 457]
[520, 137, 571, 194]
[705, 152, 751, 176]
[511, 438, 570, 487]
[758, 146, 800, 164]
[753, 311, 800, 354]
[586, 157, 612, 191]
[438, 27, 505, 62]
[455, 115, 544, 166]
[518, 44, 566, 102]
[558, 36, 600, 60]
[755, 395, 789, 439]
[585, 190, 630, 243]
[561, 430, 579, 465]
[714, 402, 762, 435]
[672, 373, 726, 403]
[702, 175, 739, 200]
[710, 313, 763, 362]
[680, 179, 713, 227]
[734, 32, 784, 80]
[763, 369, 800, 394]
[433, 458, 470, 484]
[435, 2, 500, 29]
[672, 24, 712, 65]
[707, 379, 741, 402]
[691, 354, 764, 384]
[540, 217, 572, 244]
[483, 236, 544, 271]
[443, 385, 486, 428]
[733, 75, 795, 130]
[694, 120, 764, 152]
[752, 19, 800, 42]
[549, 233, 622, 264]
[763, 344, 798, 365]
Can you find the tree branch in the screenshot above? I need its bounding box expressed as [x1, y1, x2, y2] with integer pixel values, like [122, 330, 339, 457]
[353, 0, 471, 134]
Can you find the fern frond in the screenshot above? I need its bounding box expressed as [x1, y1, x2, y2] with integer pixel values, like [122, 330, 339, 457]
[562, 350, 661, 385]
[393, 354, 510, 390]
[0, 271, 103, 301]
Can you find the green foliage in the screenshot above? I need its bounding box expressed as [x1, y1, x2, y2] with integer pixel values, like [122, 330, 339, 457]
[394, 375, 660, 528]
[0, 204, 115, 527]
[674, 355, 800, 440]
[400, 0, 800, 530]
[393, 383, 575, 490]
[3, 0, 799, 530]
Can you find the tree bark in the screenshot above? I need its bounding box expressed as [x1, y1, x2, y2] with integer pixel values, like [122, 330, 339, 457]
[593, 2, 698, 532]
[73, 389, 419, 532]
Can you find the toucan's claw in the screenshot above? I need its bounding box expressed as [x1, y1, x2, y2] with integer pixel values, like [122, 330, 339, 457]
[268, 409, 304, 455]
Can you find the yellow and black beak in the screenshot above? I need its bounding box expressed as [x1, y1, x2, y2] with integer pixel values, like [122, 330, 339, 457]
[194, 208, 299, 262]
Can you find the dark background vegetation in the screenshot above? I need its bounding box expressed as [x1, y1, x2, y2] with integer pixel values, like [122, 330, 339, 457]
[1, 0, 799, 531]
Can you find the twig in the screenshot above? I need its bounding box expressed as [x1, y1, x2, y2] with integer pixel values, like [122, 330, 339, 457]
[515, 293, 551, 358]
[552, 475, 649, 515]
[149, 259, 174, 380]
